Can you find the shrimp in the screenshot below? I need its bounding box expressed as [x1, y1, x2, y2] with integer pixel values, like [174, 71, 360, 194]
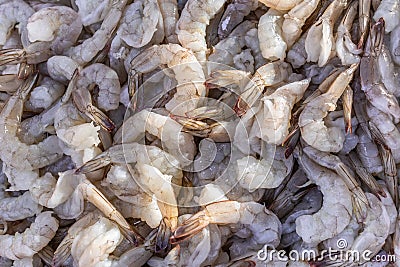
[158, 0, 179, 43]
[302, 144, 369, 222]
[24, 76, 64, 111]
[0, 73, 63, 191]
[234, 61, 292, 116]
[0, 191, 42, 221]
[113, 109, 196, 166]
[335, 1, 362, 65]
[74, 0, 112, 26]
[259, 0, 302, 10]
[0, 6, 82, 65]
[46, 55, 80, 84]
[258, 79, 310, 144]
[0, 212, 58, 261]
[305, 0, 347, 67]
[66, 0, 128, 65]
[282, 0, 320, 48]
[217, 0, 258, 39]
[360, 18, 400, 123]
[373, 0, 400, 33]
[116, 0, 162, 48]
[129, 44, 206, 116]
[287, 32, 308, 68]
[176, 0, 227, 62]
[378, 44, 400, 97]
[72, 63, 119, 132]
[171, 200, 282, 255]
[295, 151, 353, 245]
[0, 0, 34, 46]
[299, 63, 358, 152]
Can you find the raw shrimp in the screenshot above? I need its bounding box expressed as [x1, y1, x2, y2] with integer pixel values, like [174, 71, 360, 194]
[75, 0, 112, 26]
[302, 144, 368, 222]
[0, 73, 63, 191]
[0, 6, 82, 65]
[234, 61, 292, 116]
[148, 245, 179, 266]
[282, 0, 320, 48]
[299, 63, 358, 152]
[378, 44, 400, 97]
[158, 0, 179, 43]
[0, 212, 58, 261]
[0, 0, 34, 46]
[373, 0, 400, 33]
[46, 55, 80, 84]
[295, 152, 353, 244]
[258, 9, 287, 61]
[218, 0, 258, 39]
[259, 0, 302, 10]
[24, 76, 64, 111]
[129, 44, 206, 116]
[176, 0, 227, 62]
[360, 19, 400, 123]
[113, 109, 196, 166]
[305, 0, 347, 67]
[335, 1, 362, 65]
[66, 0, 128, 65]
[117, 0, 162, 48]
[0, 191, 42, 221]
[286, 32, 308, 68]
[257, 78, 310, 144]
[72, 63, 119, 131]
[171, 200, 282, 254]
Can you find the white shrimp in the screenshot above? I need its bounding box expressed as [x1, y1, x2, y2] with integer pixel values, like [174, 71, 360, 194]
[158, 0, 179, 43]
[129, 44, 206, 116]
[282, 0, 320, 48]
[0, 191, 42, 221]
[148, 245, 179, 266]
[378, 45, 400, 97]
[46, 55, 80, 84]
[295, 152, 353, 245]
[113, 109, 196, 166]
[171, 201, 282, 255]
[66, 0, 128, 65]
[176, 0, 227, 62]
[299, 63, 358, 152]
[24, 77, 64, 111]
[217, 0, 258, 39]
[0, 212, 58, 261]
[259, 0, 302, 10]
[0, 0, 34, 46]
[0, 73, 63, 191]
[335, 1, 362, 65]
[258, 9, 287, 61]
[0, 6, 82, 65]
[355, 127, 383, 174]
[366, 104, 400, 163]
[74, 0, 112, 26]
[257, 79, 310, 144]
[287, 32, 308, 68]
[117, 0, 162, 48]
[373, 0, 400, 33]
[305, 0, 347, 67]
[177, 226, 212, 266]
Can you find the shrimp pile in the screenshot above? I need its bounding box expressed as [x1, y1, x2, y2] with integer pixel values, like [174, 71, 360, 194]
[0, 0, 400, 266]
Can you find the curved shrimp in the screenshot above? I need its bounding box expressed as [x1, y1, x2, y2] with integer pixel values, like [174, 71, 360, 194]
[295, 152, 353, 245]
[259, 0, 303, 10]
[0, 0, 34, 46]
[0, 6, 82, 65]
[66, 0, 128, 65]
[117, 0, 162, 48]
[113, 109, 196, 166]
[305, 0, 347, 67]
[0, 73, 63, 191]
[129, 44, 206, 116]
[158, 0, 179, 43]
[258, 9, 287, 61]
[176, 0, 227, 62]
[0, 191, 42, 221]
[171, 200, 282, 254]
[373, 0, 400, 33]
[360, 18, 400, 123]
[299, 63, 358, 152]
[0, 212, 58, 261]
[74, 0, 112, 26]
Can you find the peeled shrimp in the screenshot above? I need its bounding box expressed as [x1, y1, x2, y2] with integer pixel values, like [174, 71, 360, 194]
[299, 63, 358, 152]
[0, 212, 58, 261]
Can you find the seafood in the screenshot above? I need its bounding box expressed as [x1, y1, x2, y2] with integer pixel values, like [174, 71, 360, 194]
[373, 0, 400, 33]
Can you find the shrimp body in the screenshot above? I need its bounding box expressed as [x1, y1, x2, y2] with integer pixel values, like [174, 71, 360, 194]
[0, 212, 58, 261]
[299, 64, 357, 152]
[373, 0, 400, 33]
[129, 44, 206, 116]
